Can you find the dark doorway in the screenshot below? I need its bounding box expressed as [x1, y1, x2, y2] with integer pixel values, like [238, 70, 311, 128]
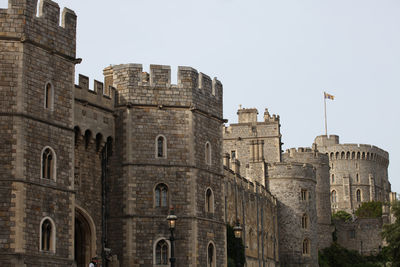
[75, 210, 92, 267]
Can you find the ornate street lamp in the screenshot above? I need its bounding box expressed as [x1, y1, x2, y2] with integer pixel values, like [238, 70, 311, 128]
[167, 209, 177, 267]
[233, 220, 243, 267]
[233, 221, 242, 239]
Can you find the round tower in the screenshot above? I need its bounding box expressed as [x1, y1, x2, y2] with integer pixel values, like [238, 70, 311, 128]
[268, 162, 318, 267]
[283, 147, 332, 250]
[314, 135, 390, 214]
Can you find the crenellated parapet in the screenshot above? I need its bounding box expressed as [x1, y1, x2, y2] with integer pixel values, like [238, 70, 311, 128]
[268, 162, 316, 182]
[74, 74, 115, 111]
[324, 144, 389, 167]
[284, 147, 329, 165]
[106, 64, 223, 119]
[0, 0, 77, 59]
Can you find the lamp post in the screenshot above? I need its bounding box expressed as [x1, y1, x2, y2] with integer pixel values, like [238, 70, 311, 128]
[233, 220, 243, 267]
[167, 210, 177, 267]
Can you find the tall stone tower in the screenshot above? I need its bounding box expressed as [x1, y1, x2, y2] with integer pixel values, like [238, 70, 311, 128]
[104, 64, 226, 266]
[314, 135, 390, 213]
[283, 147, 332, 250]
[0, 0, 77, 266]
[268, 163, 318, 267]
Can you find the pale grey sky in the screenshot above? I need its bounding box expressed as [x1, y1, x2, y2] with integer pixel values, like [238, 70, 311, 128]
[1, 0, 399, 194]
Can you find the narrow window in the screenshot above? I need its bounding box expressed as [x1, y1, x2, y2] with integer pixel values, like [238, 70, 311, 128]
[42, 147, 55, 180]
[40, 218, 55, 252]
[302, 239, 310, 255]
[302, 214, 308, 229]
[205, 188, 214, 213]
[331, 174, 335, 183]
[356, 189, 361, 202]
[350, 230, 356, 239]
[205, 142, 211, 165]
[331, 190, 337, 203]
[155, 184, 168, 208]
[155, 240, 169, 265]
[156, 135, 167, 158]
[346, 151, 350, 159]
[356, 173, 359, 183]
[44, 82, 53, 110]
[301, 189, 308, 201]
[231, 150, 236, 160]
[207, 243, 216, 267]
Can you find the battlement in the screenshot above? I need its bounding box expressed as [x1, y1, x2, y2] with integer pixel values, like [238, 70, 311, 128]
[268, 162, 316, 181]
[109, 64, 223, 118]
[0, 0, 76, 58]
[74, 74, 115, 111]
[314, 135, 340, 148]
[263, 108, 280, 123]
[283, 147, 329, 164]
[224, 166, 277, 203]
[324, 143, 389, 166]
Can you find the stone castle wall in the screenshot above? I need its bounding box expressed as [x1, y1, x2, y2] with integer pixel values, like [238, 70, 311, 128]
[0, 0, 77, 266]
[268, 163, 318, 267]
[283, 148, 332, 250]
[334, 218, 384, 255]
[224, 159, 279, 267]
[314, 135, 390, 213]
[223, 108, 281, 177]
[105, 64, 226, 266]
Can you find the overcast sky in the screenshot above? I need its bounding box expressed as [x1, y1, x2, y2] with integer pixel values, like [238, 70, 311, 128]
[1, 0, 399, 194]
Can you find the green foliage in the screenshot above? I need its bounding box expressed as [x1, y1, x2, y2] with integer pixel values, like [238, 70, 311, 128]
[355, 201, 382, 218]
[318, 243, 388, 267]
[382, 201, 400, 266]
[227, 224, 246, 267]
[332, 210, 353, 222]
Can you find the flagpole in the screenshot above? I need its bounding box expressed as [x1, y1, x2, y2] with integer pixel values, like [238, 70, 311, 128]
[324, 92, 328, 136]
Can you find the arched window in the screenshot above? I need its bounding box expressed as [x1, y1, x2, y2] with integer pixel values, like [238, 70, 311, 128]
[84, 130, 91, 149]
[331, 174, 335, 183]
[331, 190, 337, 203]
[330, 152, 334, 160]
[302, 214, 308, 229]
[155, 239, 169, 265]
[41, 147, 56, 180]
[346, 151, 350, 159]
[335, 152, 339, 159]
[44, 82, 53, 110]
[341, 152, 345, 159]
[356, 189, 361, 202]
[357, 152, 360, 159]
[40, 217, 55, 252]
[207, 242, 216, 267]
[156, 135, 167, 158]
[205, 142, 211, 165]
[352, 152, 355, 159]
[205, 188, 214, 213]
[302, 239, 310, 255]
[155, 184, 168, 208]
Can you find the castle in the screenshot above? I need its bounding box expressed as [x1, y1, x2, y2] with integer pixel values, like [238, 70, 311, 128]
[0, 1, 396, 267]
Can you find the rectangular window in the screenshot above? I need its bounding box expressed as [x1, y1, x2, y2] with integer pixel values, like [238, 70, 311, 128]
[301, 189, 308, 201]
[231, 150, 236, 159]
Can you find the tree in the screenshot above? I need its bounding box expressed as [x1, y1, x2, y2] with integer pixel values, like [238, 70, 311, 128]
[382, 201, 400, 266]
[332, 210, 352, 222]
[355, 201, 382, 218]
[226, 224, 246, 267]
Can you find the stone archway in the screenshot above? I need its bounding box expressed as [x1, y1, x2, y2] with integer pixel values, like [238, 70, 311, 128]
[75, 206, 96, 267]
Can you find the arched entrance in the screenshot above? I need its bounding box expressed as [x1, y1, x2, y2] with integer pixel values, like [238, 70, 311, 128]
[75, 207, 96, 267]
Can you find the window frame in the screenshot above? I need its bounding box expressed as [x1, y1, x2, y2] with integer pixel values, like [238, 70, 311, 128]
[205, 188, 214, 214]
[154, 183, 169, 208]
[207, 241, 216, 267]
[153, 238, 171, 266]
[155, 135, 167, 159]
[39, 217, 56, 253]
[205, 141, 211, 165]
[41, 146, 56, 181]
[44, 82, 54, 111]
